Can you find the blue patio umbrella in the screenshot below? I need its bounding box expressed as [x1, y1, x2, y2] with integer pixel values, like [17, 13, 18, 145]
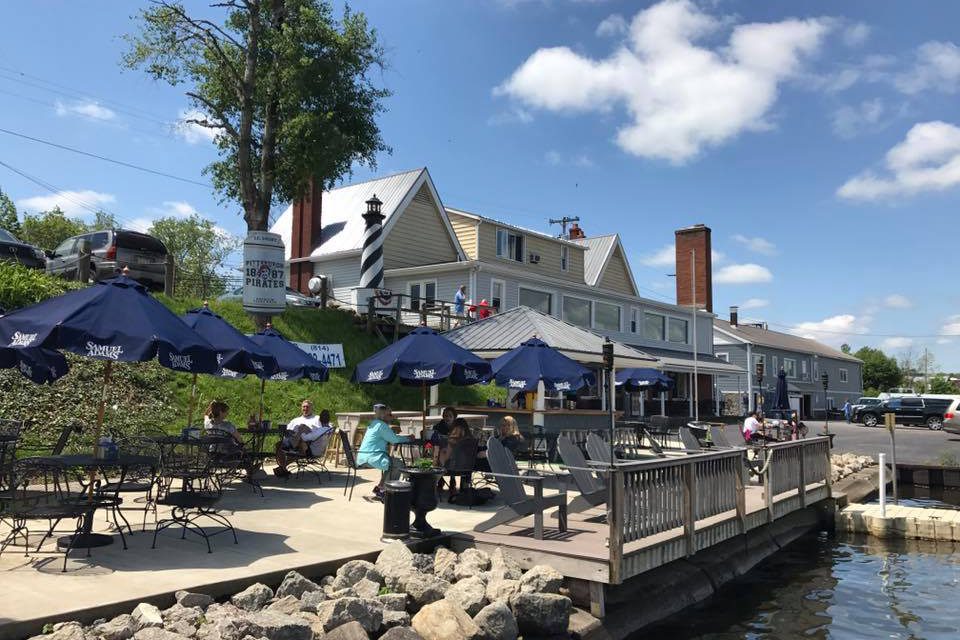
[247, 325, 329, 423]
[615, 368, 675, 393]
[0, 346, 69, 385]
[180, 303, 280, 427]
[351, 326, 492, 424]
[490, 337, 595, 393]
[772, 369, 791, 416]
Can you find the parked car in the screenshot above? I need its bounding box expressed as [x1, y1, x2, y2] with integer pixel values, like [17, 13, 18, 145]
[46, 229, 169, 290]
[218, 285, 321, 307]
[858, 396, 956, 430]
[0, 228, 47, 269]
[944, 398, 960, 435]
[851, 397, 882, 423]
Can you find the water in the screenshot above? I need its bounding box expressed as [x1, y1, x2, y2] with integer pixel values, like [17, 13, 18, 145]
[639, 531, 960, 639]
[865, 484, 960, 511]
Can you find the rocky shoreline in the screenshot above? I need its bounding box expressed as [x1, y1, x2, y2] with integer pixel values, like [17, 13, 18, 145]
[831, 453, 875, 483]
[31, 544, 603, 640]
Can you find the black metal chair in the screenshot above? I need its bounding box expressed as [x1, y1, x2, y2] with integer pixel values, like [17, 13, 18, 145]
[0, 458, 89, 572]
[279, 426, 332, 485]
[101, 437, 161, 534]
[338, 429, 361, 501]
[0, 420, 22, 493]
[444, 436, 479, 505]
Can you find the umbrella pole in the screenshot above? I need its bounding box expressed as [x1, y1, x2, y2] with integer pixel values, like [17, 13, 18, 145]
[186, 373, 198, 428]
[421, 384, 427, 436]
[258, 379, 266, 426]
[90, 360, 113, 499]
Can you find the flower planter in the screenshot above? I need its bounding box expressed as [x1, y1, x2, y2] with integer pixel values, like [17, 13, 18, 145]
[402, 467, 443, 538]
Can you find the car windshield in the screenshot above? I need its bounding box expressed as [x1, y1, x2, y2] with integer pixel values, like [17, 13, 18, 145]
[0, 229, 21, 243]
[117, 231, 167, 254]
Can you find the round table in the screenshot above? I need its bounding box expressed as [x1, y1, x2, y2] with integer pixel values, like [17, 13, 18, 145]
[43, 453, 158, 549]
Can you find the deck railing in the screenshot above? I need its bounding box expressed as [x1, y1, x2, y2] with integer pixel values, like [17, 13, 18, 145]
[606, 436, 831, 583]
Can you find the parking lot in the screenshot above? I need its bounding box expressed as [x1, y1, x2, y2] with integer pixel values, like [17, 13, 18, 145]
[803, 419, 960, 465]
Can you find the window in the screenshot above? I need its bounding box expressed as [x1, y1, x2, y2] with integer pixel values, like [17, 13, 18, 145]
[901, 397, 922, 408]
[668, 317, 688, 343]
[53, 238, 76, 257]
[496, 228, 524, 262]
[630, 308, 639, 333]
[408, 280, 436, 312]
[839, 368, 848, 383]
[88, 232, 110, 251]
[490, 279, 504, 312]
[519, 287, 551, 314]
[594, 301, 621, 331]
[562, 296, 591, 327]
[644, 312, 665, 341]
[801, 360, 808, 379]
[716, 352, 729, 362]
[560, 245, 569, 271]
[772, 356, 778, 373]
[783, 358, 797, 378]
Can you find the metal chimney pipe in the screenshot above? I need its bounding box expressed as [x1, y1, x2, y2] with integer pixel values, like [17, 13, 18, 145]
[730, 305, 739, 327]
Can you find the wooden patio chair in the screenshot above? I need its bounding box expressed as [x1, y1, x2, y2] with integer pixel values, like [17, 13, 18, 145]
[474, 437, 567, 540]
[679, 426, 703, 452]
[556, 436, 606, 515]
[585, 432, 612, 464]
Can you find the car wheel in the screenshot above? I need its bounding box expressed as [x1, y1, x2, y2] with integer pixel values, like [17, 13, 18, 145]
[863, 414, 878, 428]
[927, 416, 943, 430]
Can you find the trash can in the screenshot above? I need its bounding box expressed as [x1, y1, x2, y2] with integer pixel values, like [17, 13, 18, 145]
[382, 480, 411, 541]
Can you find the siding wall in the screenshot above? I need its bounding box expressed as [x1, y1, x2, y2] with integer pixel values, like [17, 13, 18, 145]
[311, 257, 362, 304]
[382, 184, 459, 269]
[475, 223, 586, 285]
[447, 212, 478, 259]
[596, 245, 637, 296]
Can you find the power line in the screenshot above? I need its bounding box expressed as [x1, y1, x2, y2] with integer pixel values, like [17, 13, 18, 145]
[0, 128, 212, 188]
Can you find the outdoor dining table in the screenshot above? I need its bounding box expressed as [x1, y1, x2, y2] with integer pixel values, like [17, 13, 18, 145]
[41, 452, 158, 549]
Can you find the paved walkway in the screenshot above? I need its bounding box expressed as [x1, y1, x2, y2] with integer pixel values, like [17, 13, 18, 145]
[805, 420, 960, 465]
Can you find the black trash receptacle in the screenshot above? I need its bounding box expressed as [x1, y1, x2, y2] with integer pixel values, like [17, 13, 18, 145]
[382, 480, 411, 541]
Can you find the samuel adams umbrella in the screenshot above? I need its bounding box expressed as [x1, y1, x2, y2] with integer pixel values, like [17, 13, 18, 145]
[351, 326, 492, 425]
[615, 368, 675, 393]
[0, 345, 69, 384]
[180, 304, 280, 426]
[490, 337, 595, 393]
[773, 369, 791, 416]
[247, 325, 329, 423]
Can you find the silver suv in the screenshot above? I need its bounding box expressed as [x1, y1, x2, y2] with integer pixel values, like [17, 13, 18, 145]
[46, 229, 169, 290]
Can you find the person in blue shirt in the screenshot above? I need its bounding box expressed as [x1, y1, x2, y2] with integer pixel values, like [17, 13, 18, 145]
[357, 403, 411, 499]
[453, 285, 467, 326]
[843, 399, 852, 423]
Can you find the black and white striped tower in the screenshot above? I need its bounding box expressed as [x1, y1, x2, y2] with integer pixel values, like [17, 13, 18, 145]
[359, 194, 385, 289]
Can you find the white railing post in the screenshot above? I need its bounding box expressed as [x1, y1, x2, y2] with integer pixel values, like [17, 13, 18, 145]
[879, 452, 886, 518]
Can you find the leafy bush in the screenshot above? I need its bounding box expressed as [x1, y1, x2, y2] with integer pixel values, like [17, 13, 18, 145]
[0, 262, 82, 312]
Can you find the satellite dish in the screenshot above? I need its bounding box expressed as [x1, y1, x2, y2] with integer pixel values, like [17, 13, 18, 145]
[308, 276, 324, 295]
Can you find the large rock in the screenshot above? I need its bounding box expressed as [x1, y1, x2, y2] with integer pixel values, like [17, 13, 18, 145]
[411, 600, 482, 640]
[175, 592, 214, 610]
[444, 576, 488, 616]
[455, 549, 491, 581]
[518, 565, 563, 594]
[133, 630, 188, 640]
[132, 604, 164, 630]
[299, 590, 327, 613]
[245, 611, 312, 640]
[93, 615, 138, 640]
[509, 593, 571, 637]
[376, 542, 415, 577]
[323, 621, 370, 640]
[231, 583, 274, 611]
[488, 548, 523, 581]
[275, 571, 320, 599]
[266, 596, 302, 616]
[567, 607, 605, 640]
[485, 579, 519, 604]
[351, 577, 381, 599]
[380, 609, 412, 631]
[31, 622, 87, 640]
[433, 547, 458, 583]
[380, 628, 424, 640]
[316, 597, 384, 634]
[377, 593, 408, 612]
[473, 602, 518, 640]
[411, 553, 434, 574]
[161, 604, 203, 638]
[403, 574, 450, 612]
[194, 603, 251, 640]
[333, 560, 383, 591]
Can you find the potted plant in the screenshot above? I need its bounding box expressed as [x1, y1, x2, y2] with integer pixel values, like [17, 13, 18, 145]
[403, 453, 443, 537]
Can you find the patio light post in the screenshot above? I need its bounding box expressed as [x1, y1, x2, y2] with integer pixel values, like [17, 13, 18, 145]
[755, 360, 764, 416]
[821, 372, 830, 435]
[603, 338, 615, 467]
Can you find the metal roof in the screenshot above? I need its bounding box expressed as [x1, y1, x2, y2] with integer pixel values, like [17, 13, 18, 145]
[443, 306, 658, 368]
[714, 319, 862, 363]
[632, 345, 745, 375]
[573, 235, 617, 286]
[271, 168, 425, 260]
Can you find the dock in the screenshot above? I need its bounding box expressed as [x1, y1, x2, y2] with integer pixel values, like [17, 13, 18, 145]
[836, 502, 960, 541]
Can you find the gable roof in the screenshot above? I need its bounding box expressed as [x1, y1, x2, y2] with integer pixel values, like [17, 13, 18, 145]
[270, 168, 464, 261]
[443, 306, 658, 368]
[443, 207, 587, 248]
[572, 234, 640, 295]
[714, 319, 862, 363]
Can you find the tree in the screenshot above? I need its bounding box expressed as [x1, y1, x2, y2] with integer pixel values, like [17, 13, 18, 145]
[89, 210, 120, 230]
[19, 207, 87, 252]
[123, 0, 390, 232]
[0, 188, 20, 236]
[148, 214, 240, 298]
[928, 374, 956, 394]
[841, 343, 851, 354]
[854, 346, 902, 393]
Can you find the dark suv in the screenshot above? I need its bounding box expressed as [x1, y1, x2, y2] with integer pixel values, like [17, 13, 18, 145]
[46, 229, 169, 290]
[0, 228, 46, 269]
[858, 396, 954, 430]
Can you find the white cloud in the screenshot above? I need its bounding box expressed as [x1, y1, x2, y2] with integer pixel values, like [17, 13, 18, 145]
[831, 99, 885, 139]
[941, 315, 960, 337]
[639, 244, 675, 267]
[714, 263, 773, 284]
[54, 100, 116, 121]
[789, 313, 868, 346]
[842, 22, 871, 48]
[124, 217, 155, 234]
[17, 190, 116, 217]
[596, 14, 628, 38]
[494, 0, 830, 164]
[544, 150, 594, 167]
[731, 233, 777, 255]
[882, 337, 913, 349]
[894, 41, 960, 95]
[937, 338, 953, 345]
[487, 106, 534, 125]
[838, 121, 960, 200]
[738, 297, 769, 310]
[883, 294, 912, 309]
[149, 200, 199, 218]
[175, 108, 220, 144]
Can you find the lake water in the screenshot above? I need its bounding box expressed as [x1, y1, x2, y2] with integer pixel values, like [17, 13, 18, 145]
[639, 530, 960, 639]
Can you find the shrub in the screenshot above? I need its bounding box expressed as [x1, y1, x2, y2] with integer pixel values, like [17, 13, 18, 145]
[0, 262, 82, 312]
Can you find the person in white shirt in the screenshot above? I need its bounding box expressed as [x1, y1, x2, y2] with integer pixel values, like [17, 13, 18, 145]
[742, 411, 776, 443]
[273, 400, 333, 477]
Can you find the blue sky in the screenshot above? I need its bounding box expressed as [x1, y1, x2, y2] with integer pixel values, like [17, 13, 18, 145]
[1, 1, 959, 367]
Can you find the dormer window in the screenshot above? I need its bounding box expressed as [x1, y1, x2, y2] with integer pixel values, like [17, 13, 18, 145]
[496, 228, 524, 262]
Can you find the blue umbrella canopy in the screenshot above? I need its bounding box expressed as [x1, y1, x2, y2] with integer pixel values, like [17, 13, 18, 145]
[0, 275, 218, 374]
[248, 326, 329, 382]
[0, 346, 68, 385]
[773, 369, 791, 412]
[351, 326, 491, 386]
[181, 304, 278, 378]
[490, 337, 595, 392]
[615, 368, 675, 393]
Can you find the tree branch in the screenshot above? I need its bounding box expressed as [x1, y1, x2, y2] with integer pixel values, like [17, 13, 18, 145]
[185, 91, 239, 140]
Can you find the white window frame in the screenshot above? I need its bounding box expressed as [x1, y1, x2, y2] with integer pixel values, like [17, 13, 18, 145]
[630, 307, 640, 334]
[783, 358, 797, 379]
[644, 311, 666, 342]
[593, 300, 622, 332]
[561, 295, 592, 327]
[839, 368, 849, 383]
[518, 285, 553, 315]
[715, 352, 729, 363]
[496, 227, 524, 262]
[560, 245, 569, 272]
[490, 278, 505, 313]
[667, 316, 689, 344]
[772, 356, 778, 373]
[801, 360, 808, 379]
[407, 279, 437, 312]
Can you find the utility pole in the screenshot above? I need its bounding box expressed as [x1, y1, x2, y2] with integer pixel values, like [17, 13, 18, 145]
[548, 216, 580, 238]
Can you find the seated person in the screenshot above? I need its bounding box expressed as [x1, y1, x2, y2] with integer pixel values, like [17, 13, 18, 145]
[788, 411, 808, 440]
[742, 411, 777, 443]
[430, 406, 458, 452]
[440, 418, 477, 497]
[273, 400, 333, 477]
[498, 416, 526, 455]
[203, 400, 242, 454]
[357, 403, 411, 499]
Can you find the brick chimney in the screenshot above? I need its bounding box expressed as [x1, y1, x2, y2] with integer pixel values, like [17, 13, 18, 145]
[290, 179, 322, 294]
[567, 222, 585, 240]
[674, 223, 713, 312]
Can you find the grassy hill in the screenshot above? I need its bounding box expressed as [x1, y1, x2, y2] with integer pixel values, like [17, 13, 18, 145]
[0, 263, 503, 451]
